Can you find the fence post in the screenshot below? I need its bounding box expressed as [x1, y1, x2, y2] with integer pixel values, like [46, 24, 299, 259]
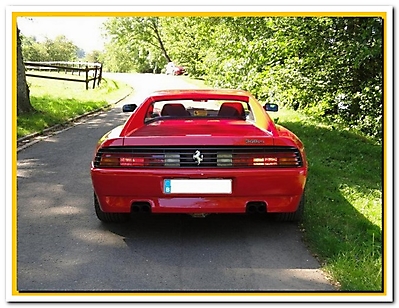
[97, 64, 102, 87]
[85, 65, 89, 90]
[92, 66, 98, 89]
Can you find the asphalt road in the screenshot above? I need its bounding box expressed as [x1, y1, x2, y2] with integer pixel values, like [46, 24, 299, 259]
[16, 73, 335, 296]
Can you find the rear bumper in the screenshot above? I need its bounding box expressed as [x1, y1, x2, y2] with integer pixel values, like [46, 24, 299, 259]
[91, 167, 307, 214]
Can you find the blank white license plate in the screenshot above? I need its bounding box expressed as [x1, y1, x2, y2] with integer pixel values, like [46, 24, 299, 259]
[163, 179, 232, 194]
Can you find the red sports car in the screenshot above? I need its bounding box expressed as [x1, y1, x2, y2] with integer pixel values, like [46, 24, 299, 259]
[90, 89, 307, 222]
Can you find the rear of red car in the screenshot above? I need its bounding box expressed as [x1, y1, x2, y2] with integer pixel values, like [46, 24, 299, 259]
[91, 126, 307, 222]
[90, 90, 307, 222]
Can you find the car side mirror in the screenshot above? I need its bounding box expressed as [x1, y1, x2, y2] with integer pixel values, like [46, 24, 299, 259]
[264, 103, 278, 112]
[122, 104, 137, 112]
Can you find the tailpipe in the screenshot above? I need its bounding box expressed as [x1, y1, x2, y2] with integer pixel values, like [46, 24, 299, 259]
[246, 202, 267, 214]
[131, 202, 152, 214]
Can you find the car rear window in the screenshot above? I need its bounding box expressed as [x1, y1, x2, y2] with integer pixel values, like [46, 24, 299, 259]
[144, 99, 253, 123]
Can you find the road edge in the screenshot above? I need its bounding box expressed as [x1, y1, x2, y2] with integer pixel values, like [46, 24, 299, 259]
[16, 90, 133, 153]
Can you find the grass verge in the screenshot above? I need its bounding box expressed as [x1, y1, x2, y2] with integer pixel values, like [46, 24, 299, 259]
[272, 109, 383, 291]
[17, 75, 132, 138]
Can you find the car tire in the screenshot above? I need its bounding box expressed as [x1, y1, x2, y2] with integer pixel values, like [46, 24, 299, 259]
[94, 192, 129, 223]
[273, 194, 305, 222]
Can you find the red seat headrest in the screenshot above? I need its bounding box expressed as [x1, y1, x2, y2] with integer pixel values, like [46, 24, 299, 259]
[218, 102, 245, 118]
[161, 103, 189, 117]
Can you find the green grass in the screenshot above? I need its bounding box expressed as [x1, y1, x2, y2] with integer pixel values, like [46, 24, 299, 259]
[17, 75, 132, 138]
[270, 108, 383, 291]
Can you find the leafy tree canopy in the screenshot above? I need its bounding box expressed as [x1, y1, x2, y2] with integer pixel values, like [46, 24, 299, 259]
[21, 34, 80, 62]
[39, 16, 383, 140]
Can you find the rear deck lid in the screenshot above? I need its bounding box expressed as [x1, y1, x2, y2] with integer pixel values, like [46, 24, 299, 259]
[123, 119, 274, 146]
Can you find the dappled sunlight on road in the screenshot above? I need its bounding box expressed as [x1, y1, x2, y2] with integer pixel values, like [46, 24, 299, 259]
[71, 228, 126, 247]
[46, 205, 83, 216]
[17, 158, 45, 178]
[224, 268, 333, 291]
[84, 111, 129, 130]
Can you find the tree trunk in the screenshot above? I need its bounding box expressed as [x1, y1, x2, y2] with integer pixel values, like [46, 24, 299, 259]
[149, 19, 172, 63]
[17, 27, 34, 115]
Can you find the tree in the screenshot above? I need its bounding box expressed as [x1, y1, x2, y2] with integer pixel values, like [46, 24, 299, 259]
[85, 50, 101, 63]
[44, 35, 79, 62]
[101, 16, 383, 139]
[21, 35, 48, 61]
[21, 34, 81, 62]
[103, 17, 171, 73]
[17, 27, 34, 115]
[100, 41, 136, 73]
[161, 17, 222, 76]
[77, 48, 85, 59]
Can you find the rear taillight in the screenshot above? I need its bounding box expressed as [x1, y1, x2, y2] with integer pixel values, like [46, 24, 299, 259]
[119, 157, 145, 166]
[277, 156, 300, 166]
[252, 157, 278, 166]
[98, 155, 120, 166]
[232, 152, 300, 167]
[97, 154, 163, 167]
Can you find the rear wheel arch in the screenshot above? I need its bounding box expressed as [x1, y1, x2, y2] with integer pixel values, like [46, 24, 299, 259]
[273, 193, 305, 222]
[93, 192, 129, 223]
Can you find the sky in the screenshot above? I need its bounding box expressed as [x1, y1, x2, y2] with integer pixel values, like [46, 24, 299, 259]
[17, 17, 109, 53]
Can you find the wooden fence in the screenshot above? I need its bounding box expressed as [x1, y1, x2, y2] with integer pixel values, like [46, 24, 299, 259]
[25, 61, 103, 90]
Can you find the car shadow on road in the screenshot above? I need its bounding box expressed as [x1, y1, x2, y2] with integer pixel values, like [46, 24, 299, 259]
[99, 213, 336, 292]
[104, 213, 323, 271]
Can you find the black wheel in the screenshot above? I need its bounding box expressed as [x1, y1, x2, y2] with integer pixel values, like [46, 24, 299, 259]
[273, 194, 305, 222]
[94, 193, 129, 223]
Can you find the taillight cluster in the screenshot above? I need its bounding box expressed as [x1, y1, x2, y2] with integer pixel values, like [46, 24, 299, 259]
[97, 154, 164, 167]
[94, 150, 301, 168]
[226, 152, 300, 167]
